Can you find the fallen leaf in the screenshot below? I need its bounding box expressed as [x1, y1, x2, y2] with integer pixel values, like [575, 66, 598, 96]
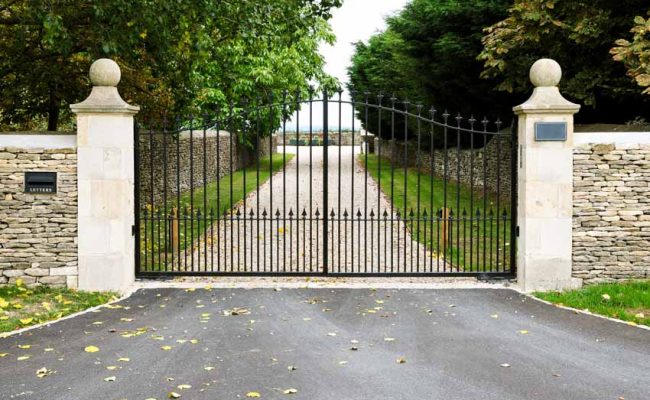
[161, 345, 173, 351]
[339, 361, 348, 365]
[104, 376, 116, 382]
[168, 392, 181, 398]
[491, 314, 499, 319]
[36, 367, 53, 378]
[118, 357, 130, 362]
[327, 332, 337, 337]
[85, 346, 100, 353]
[204, 366, 215, 371]
[384, 337, 395, 342]
[601, 294, 611, 301]
[500, 363, 511, 368]
[396, 357, 406, 364]
[177, 384, 191, 390]
[518, 330, 529, 335]
[246, 392, 261, 398]
[18, 344, 31, 349]
[106, 366, 118, 371]
[287, 365, 297, 371]
[19, 318, 33, 325]
[283, 388, 298, 395]
[0, 353, 8, 358]
[120, 318, 134, 322]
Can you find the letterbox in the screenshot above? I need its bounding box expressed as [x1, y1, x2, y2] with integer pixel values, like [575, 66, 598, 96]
[24, 172, 57, 193]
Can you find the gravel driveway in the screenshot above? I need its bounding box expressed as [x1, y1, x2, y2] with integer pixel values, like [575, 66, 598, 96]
[1, 288, 647, 399]
[195, 145, 433, 273]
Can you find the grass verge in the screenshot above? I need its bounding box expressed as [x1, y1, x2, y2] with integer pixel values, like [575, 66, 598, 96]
[141, 153, 293, 270]
[360, 153, 512, 271]
[534, 280, 650, 326]
[0, 280, 117, 333]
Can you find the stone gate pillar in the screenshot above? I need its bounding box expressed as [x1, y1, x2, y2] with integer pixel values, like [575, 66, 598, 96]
[71, 59, 139, 292]
[514, 59, 581, 292]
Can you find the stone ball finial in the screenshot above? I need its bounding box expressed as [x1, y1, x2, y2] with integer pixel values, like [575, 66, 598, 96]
[530, 58, 562, 88]
[89, 58, 121, 87]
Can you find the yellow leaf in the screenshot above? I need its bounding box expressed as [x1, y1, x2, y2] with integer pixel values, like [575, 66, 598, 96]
[104, 376, 116, 382]
[19, 318, 33, 325]
[0, 353, 8, 357]
[168, 392, 181, 399]
[18, 344, 31, 349]
[16, 278, 24, 287]
[44, 348, 54, 352]
[85, 345, 100, 353]
[0, 297, 8, 308]
[36, 367, 53, 378]
[518, 330, 529, 335]
[161, 345, 173, 351]
[283, 388, 298, 395]
[177, 384, 191, 390]
[120, 318, 134, 322]
[106, 366, 118, 371]
[0, 316, 8, 321]
[17, 355, 30, 361]
[204, 366, 215, 371]
[246, 392, 261, 398]
[118, 357, 130, 362]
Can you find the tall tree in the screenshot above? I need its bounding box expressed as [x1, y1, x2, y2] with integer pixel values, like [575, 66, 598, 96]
[611, 11, 650, 96]
[0, 0, 341, 131]
[480, 0, 650, 123]
[347, 0, 512, 145]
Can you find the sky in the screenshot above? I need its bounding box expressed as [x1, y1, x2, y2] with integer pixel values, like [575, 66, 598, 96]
[289, 0, 410, 132]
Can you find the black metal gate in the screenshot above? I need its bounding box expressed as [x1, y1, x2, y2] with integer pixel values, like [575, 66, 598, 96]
[134, 91, 517, 277]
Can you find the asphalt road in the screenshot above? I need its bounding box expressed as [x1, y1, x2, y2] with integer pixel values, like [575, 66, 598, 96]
[0, 288, 648, 399]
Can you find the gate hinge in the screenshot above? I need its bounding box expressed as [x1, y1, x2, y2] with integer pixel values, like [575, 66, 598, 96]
[132, 225, 136, 236]
[516, 226, 520, 237]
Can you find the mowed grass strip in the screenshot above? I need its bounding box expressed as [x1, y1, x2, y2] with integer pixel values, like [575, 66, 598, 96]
[534, 280, 650, 326]
[0, 280, 116, 333]
[141, 153, 293, 270]
[360, 153, 512, 271]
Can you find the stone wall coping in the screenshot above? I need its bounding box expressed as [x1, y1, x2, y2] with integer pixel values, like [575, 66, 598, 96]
[574, 131, 650, 145]
[0, 133, 76, 149]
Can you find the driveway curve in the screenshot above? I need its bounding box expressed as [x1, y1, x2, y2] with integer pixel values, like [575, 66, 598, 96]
[0, 288, 648, 399]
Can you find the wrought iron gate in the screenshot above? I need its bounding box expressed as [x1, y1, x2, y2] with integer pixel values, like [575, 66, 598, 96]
[135, 91, 517, 277]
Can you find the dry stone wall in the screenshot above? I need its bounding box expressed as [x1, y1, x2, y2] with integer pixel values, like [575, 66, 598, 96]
[138, 130, 277, 205]
[374, 135, 513, 199]
[0, 145, 78, 288]
[573, 143, 650, 284]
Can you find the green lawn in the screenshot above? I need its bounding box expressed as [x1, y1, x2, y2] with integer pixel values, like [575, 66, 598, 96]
[360, 154, 512, 272]
[534, 280, 650, 326]
[0, 280, 116, 334]
[141, 153, 293, 271]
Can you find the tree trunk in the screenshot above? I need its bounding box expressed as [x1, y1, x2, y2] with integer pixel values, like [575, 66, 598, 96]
[47, 92, 60, 131]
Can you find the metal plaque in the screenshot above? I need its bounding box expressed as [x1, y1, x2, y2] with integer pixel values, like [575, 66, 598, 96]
[535, 122, 567, 141]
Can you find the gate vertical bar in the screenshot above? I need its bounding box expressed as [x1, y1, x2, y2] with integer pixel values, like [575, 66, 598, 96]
[322, 91, 329, 274]
[133, 120, 141, 275]
[510, 119, 518, 275]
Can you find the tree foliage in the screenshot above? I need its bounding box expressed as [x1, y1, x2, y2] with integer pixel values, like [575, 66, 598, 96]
[611, 11, 650, 95]
[0, 0, 341, 131]
[347, 0, 511, 145]
[480, 0, 650, 123]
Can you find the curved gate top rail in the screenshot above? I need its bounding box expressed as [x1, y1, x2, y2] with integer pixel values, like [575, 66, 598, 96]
[134, 91, 517, 277]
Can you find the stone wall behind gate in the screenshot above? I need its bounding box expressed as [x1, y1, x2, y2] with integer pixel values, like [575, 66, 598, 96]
[373, 135, 513, 202]
[138, 130, 277, 206]
[0, 141, 78, 288]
